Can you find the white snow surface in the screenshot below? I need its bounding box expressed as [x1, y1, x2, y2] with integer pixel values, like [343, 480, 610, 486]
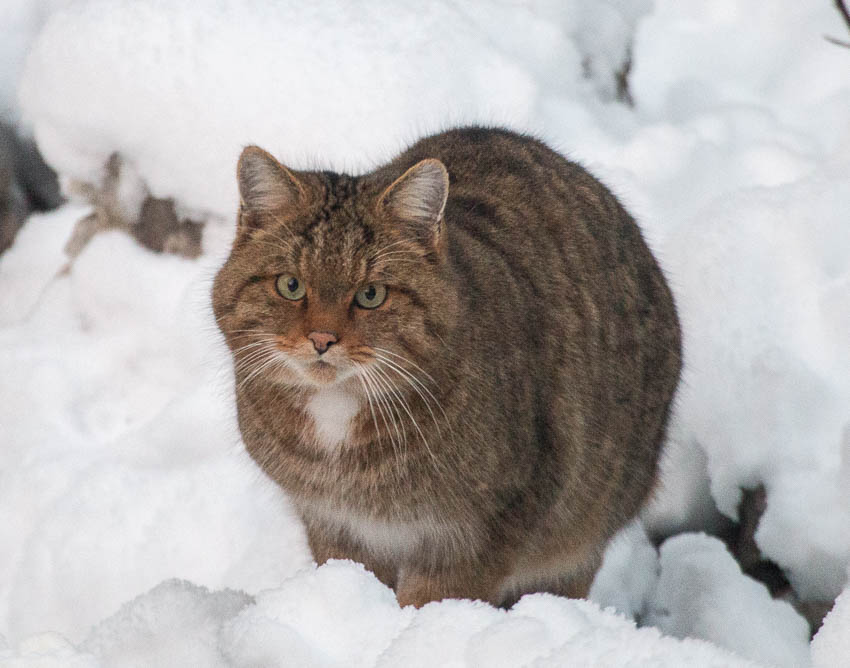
[1, 561, 761, 668]
[3, 0, 850, 665]
[644, 534, 810, 668]
[0, 0, 64, 121]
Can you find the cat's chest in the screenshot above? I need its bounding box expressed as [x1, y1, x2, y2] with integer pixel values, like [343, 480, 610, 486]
[304, 386, 360, 450]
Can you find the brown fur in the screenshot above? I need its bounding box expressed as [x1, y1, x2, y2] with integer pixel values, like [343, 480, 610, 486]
[212, 126, 682, 608]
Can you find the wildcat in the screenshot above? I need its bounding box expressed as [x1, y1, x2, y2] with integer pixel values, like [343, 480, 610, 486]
[212, 127, 682, 608]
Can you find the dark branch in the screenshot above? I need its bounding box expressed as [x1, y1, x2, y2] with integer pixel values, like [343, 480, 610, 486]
[825, 34, 850, 47]
[835, 0, 850, 32]
[827, 0, 850, 47]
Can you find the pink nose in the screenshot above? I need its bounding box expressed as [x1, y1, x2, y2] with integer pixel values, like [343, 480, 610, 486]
[307, 331, 338, 354]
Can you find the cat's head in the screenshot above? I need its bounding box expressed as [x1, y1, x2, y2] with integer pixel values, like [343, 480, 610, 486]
[212, 146, 458, 392]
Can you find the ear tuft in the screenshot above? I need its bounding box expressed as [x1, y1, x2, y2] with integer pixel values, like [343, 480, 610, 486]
[237, 146, 304, 212]
[380, 159, 449, 242]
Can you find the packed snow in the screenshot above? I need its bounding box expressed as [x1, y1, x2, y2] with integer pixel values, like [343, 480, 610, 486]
[3, 562, 766, 668]
[644, 534, 810, 667]
[2, 0, 850, 665]
[0, 0, 64, 122]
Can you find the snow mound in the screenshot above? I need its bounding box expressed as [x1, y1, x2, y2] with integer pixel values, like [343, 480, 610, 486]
[0, 203, 88, 325]
[82, 580, 251, 668]
[0, 562, 762, 668]
[0, 228, 311, 642]
[589, 521, 659, 619]
[645, 534, 810, 668]
[0, 0, 61, 121]
[631, 1, 850, 146]
[666, 157, 850, 601]
[626, 1, 850, 609]
[18, 0, 641, 218]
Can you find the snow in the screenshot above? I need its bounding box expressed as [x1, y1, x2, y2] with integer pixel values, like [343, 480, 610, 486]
[82, 580, 251, 668]
[2, 0, 850, 665]
[0, 0, 62, 122]
[0, 231, 310, 642]
[665, 153, 850, 601]
[0, 204, 88, 325]
[18, 0, 583, 216]
[588, 521, 659, 620]
[1, 562, 760, 668]
[644, 534, 810, 668]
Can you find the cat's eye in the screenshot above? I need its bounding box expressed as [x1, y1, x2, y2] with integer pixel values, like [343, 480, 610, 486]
[275, 275, 306, 300]
[354, 283, 387, 309]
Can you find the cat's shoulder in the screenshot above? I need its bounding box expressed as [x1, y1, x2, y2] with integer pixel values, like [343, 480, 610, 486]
[383, 126, 573, 193]
[406, 125, 549, 156]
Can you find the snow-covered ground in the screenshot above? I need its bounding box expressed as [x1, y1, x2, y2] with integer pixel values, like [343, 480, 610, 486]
[1, 1, 849, 666]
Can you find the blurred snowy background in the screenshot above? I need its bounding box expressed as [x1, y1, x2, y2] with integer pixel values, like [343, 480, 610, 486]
[1, 1, 849, 666]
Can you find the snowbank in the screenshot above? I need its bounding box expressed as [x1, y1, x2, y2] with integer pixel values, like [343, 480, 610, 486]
[626, 1, 850, 605]
[1, 561, 761, 668]
[665, 157, 850, 601]
[0, 204, 87, 325]
[0, 0, 62, 121]
[0, 229, 311, 641]
[18, 0, 643, 217]
[645, 534, 810, 668]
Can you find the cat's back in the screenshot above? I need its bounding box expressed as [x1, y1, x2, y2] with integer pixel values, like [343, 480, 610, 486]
[389, 126, 602, 219]
[383, 125, 682, 553]
[385, 127, 653, 285]
[384, 127, 679, 352]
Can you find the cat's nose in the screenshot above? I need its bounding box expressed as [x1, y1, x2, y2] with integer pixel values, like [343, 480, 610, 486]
[307, 331, 338, 355]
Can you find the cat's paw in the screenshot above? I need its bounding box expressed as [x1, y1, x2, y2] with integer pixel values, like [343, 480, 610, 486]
[395, 572, 445, 608]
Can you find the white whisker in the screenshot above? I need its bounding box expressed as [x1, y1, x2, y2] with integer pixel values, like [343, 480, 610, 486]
[371, 361, 440, 468]
[363, 363, 406, 446]
[370, 250, 421, 263]
[269, 215, 296, 241]
[374, 354, 450, 440]
[233, 340, 279, 372]
[247, 239, 294, 256]
[355, 365, 382, 444]
[372, 347, 438, 386]
[369, 239, 412, 255]
[237, 345, 285, 391]
[233, 348, 273, 373]
[356, 363, 404, 477]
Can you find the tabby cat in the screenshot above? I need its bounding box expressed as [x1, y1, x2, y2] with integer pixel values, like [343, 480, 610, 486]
[212, 127, 681, 608]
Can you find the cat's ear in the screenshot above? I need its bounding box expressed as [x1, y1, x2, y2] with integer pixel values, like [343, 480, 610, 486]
[237, 146, 305, 213]
[379, 159, 449, 245]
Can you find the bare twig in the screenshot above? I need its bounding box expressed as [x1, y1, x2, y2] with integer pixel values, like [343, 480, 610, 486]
[826, 0, 850, 47]
[835, 0, 850, 31]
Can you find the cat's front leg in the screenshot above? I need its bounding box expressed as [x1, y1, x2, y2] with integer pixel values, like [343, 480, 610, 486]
[304, 521, 397, 589]
[395, 562, 506, 608]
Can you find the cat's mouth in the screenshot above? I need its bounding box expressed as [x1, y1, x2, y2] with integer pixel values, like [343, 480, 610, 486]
[304, 359, 339, 384]
[284, 345, 358, 387]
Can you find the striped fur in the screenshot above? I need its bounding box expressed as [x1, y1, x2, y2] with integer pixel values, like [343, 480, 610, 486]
[212, 127, 682, 608]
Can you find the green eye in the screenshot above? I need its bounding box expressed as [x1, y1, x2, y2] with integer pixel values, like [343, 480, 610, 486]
[275, 275, 306, 300]
[354, 283, 387, 309]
